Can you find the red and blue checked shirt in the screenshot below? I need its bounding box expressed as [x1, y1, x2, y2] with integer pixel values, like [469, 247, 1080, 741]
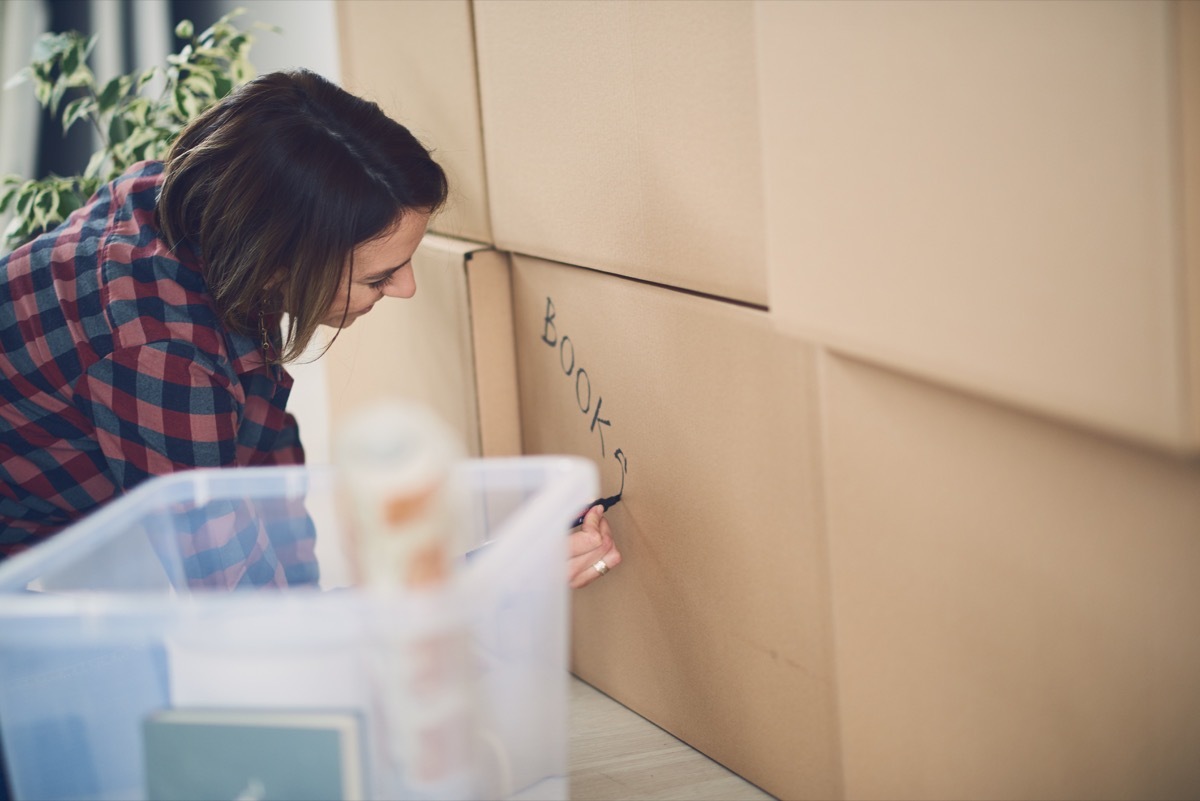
[1, 161, 317, 587]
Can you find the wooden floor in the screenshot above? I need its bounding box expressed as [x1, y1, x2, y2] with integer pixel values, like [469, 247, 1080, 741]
[568, 676, 776, 801]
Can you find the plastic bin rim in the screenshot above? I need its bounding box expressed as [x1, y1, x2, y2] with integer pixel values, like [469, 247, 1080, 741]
[0, 455, 598, 598]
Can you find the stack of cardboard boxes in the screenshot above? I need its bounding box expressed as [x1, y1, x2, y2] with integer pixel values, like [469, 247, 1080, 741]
[330, 2, 1200, 799]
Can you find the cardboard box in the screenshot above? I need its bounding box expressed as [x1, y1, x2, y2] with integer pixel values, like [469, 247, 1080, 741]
[1180, 0, 1200, 446]
[324, 235, 521, 458]
[510, 254, 839, 800]
[336, 0, 491, 243]
[822, 352, 1200, 799]
[474, 0, 767, 305]
[757, 0, 1200, 452]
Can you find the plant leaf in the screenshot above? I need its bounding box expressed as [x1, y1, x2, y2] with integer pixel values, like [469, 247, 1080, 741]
[48, 80, 68, 115]
[61, 95, 94, 133]
[97, 75, 123, 112]
[4, 213, 29, 245]
[0, 180, 20, 213]
[81, 35, 98, 64]
[176, 44, 194, 63]
[143, 137, 172, 161]
[34, 185, 61, 229]
[33, 79, 51, 107]
[62, 41, 79, 76]
[57, 189, 84, 219]
[4, 11, 270, 253]
[172, 84, 188, 119]
[3, 66, 32, 90]
[125, 96, 151, 127]
[15, 186, 35, 217]
[183, 70, 216, 98]
[84, 149, 108, 181]
[136, 66, 158, 90]
[107, 114, 129, 145]
[123, 125, 159, 152]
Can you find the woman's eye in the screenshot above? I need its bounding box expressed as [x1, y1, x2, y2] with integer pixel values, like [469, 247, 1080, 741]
[369, 273, 394, 290]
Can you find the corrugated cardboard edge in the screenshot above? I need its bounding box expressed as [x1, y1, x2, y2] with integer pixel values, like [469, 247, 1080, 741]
[334, 1, 353, 85]
[1177, 0, 1200, 452]
[336, 0, 494, 244]
[465, 248, 523, 457]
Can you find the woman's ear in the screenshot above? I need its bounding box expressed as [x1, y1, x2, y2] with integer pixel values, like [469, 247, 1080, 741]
[263, 269, 287, 292]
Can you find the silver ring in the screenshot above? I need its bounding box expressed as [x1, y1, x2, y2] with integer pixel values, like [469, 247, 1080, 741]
[592, 559, 609, 576]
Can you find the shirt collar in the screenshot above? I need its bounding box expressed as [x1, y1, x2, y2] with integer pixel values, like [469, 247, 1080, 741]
[226, 315, 285, 380]
[163, 208, 285, 381]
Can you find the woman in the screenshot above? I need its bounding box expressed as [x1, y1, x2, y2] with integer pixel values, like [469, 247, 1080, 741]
[0, 69, 619, 588]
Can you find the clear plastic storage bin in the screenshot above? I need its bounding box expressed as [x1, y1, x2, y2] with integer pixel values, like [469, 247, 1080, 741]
[0, 456, 597, 801]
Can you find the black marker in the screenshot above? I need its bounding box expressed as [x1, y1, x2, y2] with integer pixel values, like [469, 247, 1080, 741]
[571, 493, 622, 528]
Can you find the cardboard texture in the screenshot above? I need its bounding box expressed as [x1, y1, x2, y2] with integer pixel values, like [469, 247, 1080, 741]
[756, 0, 1197, 452]
[510, 255, 839, 800]
[473, 0, 767, 306]
[1180, 0, 1200, 444]
[336, 0, 491, 243]
[822, 352, 1200, 800]
[325, 5, 1200, 798]
[323, 235, 520, 458]
[465, 247, 523, 459]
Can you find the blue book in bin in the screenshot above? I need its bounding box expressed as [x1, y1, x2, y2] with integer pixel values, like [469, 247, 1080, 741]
[142, 708, 365, 801]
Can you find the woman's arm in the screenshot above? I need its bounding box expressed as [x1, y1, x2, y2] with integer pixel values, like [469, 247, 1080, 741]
[72, 340, 306, 588]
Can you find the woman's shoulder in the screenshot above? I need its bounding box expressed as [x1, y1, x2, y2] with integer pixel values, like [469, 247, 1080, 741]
[97, 165, 229, 365]
[101, 160, 167, 232]
[80, 161, 166, 223]
[101, 263, 228, 367]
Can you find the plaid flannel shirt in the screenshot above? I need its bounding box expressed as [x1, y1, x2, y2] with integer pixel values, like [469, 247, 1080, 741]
[1, 161, 317, 587]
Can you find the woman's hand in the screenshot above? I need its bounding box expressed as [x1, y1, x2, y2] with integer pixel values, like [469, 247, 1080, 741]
[568, 505, 621, 589]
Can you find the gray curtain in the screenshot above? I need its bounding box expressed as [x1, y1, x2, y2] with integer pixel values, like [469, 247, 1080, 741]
[0, 0, 50, 248]
[0, 1, 171, 218]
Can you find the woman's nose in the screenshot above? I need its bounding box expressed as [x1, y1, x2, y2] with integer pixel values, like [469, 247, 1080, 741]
[383, 264, 416, 299]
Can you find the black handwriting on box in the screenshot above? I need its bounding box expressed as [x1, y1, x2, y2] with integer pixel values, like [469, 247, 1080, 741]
[540, 297, 629, 496]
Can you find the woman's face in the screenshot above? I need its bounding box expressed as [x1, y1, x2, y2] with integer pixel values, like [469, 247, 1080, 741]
[320, 210, 431, 328]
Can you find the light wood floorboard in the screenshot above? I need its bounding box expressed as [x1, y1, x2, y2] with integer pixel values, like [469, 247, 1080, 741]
[568, 676, 776, 801]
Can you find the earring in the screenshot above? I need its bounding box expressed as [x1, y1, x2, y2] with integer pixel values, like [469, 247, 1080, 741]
[259, 306, 274, 362]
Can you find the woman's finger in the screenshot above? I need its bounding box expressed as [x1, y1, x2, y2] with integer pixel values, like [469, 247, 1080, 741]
[568, 506, 607, 557]
[569, 542, 621, 590]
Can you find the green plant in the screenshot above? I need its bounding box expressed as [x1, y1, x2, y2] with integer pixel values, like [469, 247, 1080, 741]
[0, 9, 276, 252]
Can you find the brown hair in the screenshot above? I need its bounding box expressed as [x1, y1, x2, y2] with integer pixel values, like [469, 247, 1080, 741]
[157, 69, 448, 363]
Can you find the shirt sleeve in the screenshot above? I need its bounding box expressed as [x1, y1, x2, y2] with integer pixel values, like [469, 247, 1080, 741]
[72, 340, 315, 589]
[73, 340, 242, 486]
[230, 377, 318, 586]
[258, 410, 306, 467]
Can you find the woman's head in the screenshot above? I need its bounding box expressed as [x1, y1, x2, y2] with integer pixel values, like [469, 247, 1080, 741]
[157, 68, 448, 363]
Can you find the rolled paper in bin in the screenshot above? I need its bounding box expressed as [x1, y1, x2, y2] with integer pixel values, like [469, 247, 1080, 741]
[336, 401, 479, 799]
